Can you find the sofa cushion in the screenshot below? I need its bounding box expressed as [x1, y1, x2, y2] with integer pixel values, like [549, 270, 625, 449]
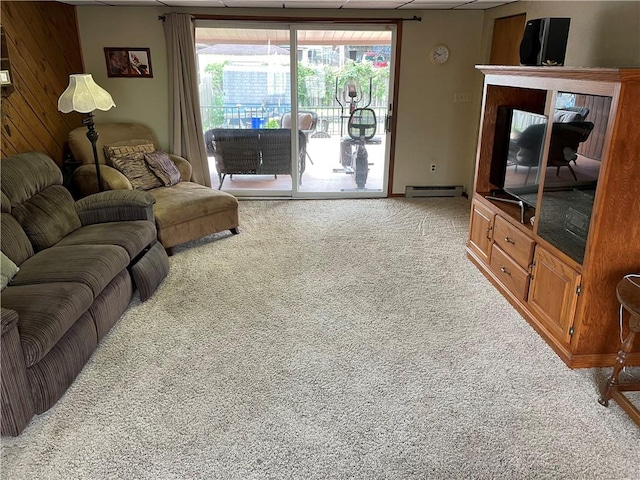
[89, 269, 132, 340]
[69, 124, 160, 167]
[11, 245, 129, 298]
[150, 182, 239, 228]
[1, 282, 94, 367]
[144, 151, 181, 186]
[0, 151, 63, 207]
[0, 213, 34, 266]
[130, 242, 169, 302]
[1, 252, 19, 290]
[55, 221, 157, 259]
[1, 191, 11, 213]
[108, 152, 164, 191]
[11, 186, 81, 251]
[27, 311, 98, 413]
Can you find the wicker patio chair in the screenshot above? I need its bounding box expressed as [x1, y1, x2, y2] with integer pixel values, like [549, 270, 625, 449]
[205, 128, 306, 189]
[207, 129, 261, 189]
[281, 110, 317, 164]
[257, 129, 306, 185]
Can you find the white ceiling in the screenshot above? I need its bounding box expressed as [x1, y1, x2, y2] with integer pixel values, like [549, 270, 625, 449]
[59, 0, 516, 10]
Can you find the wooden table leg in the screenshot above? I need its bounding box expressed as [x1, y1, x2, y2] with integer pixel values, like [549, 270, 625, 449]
[599, 313, 639, 408]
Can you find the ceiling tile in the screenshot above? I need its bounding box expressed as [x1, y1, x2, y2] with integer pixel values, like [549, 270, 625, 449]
[284, 1, 346, 8]
[220, 0, 285, 6]
[57, 0, 513, 8]
[398, 2, 466, 9]
[454, 0, 514, 8]
[339, 0, 407, 8]
[163, 0, 226, 6]
[101, 0, 160, 4]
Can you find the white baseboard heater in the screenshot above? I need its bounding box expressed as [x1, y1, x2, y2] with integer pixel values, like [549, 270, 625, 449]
[405, 185, 464, 197]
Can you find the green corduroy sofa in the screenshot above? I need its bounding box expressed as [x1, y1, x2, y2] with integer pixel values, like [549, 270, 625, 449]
[0, 151, 169, 436]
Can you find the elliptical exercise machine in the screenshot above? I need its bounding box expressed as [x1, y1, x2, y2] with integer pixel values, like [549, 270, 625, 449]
[336, 78, 379, 190]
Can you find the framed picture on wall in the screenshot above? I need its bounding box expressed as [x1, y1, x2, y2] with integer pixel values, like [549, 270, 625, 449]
[0, 70, 11, 85]
[104, 48, 153, 78]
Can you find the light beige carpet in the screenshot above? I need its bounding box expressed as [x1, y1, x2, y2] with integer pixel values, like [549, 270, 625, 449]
[2, 198, 639, 479]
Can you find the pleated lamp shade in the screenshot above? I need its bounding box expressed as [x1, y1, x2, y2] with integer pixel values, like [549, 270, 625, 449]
[57, 74, 115, 113]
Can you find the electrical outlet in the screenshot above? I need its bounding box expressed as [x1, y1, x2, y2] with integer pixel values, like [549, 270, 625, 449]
[430, 164, 436, 172]
[454, 92, 472, 103]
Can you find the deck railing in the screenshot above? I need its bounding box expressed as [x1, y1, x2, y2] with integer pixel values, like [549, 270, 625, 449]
[201, 105, 388, 137]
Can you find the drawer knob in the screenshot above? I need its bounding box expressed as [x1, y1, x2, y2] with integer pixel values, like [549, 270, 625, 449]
[500, 266, 511, 275]
[504, 236, 515, 244]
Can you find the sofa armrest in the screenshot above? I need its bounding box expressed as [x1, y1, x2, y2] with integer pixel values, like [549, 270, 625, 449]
[73, 164, 133, 197]
[1, 307, 35, 436]
[76, 190, 156, 225]
[168, 154, 192, 182]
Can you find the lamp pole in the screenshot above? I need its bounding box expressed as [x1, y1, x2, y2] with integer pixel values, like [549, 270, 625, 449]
[82, 113, 103, 192]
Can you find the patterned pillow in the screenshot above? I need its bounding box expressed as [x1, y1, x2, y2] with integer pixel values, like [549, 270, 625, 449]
[144, 151, 182, 187]
[104, 142, 156, 160]
[108, 152, 163, 191]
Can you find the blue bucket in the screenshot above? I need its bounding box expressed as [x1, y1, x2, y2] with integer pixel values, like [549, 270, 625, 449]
[251, 117, 264, 129]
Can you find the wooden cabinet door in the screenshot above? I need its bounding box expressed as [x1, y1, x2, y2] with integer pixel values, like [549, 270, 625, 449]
[468, 201, 494, 263]
[528, 246, 581, 344]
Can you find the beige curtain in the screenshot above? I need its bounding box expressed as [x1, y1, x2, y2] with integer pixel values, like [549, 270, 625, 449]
[163, 13, 211, 187]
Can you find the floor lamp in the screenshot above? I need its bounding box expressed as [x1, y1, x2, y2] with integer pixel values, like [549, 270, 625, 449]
[58, 74, 115, 192]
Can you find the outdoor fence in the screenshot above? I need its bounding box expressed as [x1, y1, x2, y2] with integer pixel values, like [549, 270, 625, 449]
[201, 104, 388, 137]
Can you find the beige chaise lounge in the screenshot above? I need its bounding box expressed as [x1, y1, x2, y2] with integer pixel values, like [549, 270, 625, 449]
[68, 123, 239, 251]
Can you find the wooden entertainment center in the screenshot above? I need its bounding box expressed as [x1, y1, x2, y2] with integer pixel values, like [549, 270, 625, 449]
[467, 66, 640, 368]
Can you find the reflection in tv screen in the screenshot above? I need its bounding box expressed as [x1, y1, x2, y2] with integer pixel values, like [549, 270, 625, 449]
[503, 109, 549, 206]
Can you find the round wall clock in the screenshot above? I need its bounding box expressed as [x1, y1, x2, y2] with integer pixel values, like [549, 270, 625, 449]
[430, 44, 450, 65]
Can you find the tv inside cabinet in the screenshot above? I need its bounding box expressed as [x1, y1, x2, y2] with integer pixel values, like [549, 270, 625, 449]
[467, 66, 640, 368]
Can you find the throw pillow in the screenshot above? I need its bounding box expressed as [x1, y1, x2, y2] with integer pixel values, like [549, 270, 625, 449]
[1, 251, 19, 290]
[144, 151, 182, 187]
[104, 142, 156, 161]
[109, 152, 164, 191]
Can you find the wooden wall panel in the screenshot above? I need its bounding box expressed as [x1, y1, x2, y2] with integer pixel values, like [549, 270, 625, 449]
[574, 94, 611, 161]
[1, 1, 84, 166]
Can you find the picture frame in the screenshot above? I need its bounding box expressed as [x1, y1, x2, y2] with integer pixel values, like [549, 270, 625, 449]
[104, 48, 153, 78]
[0, 70, 11, 85]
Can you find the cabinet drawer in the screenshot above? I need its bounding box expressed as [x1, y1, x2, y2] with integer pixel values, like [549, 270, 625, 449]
[490, 245, 530, 302]
[493, 216, 535, 269]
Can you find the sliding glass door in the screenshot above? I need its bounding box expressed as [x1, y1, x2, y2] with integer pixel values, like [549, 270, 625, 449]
[293, 26, 393, 197]
[196, 23, 292, 196]
[195, 22, 395, 198]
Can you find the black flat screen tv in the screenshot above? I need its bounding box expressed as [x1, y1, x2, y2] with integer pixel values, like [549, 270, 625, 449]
[490, 107, 548, 212]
